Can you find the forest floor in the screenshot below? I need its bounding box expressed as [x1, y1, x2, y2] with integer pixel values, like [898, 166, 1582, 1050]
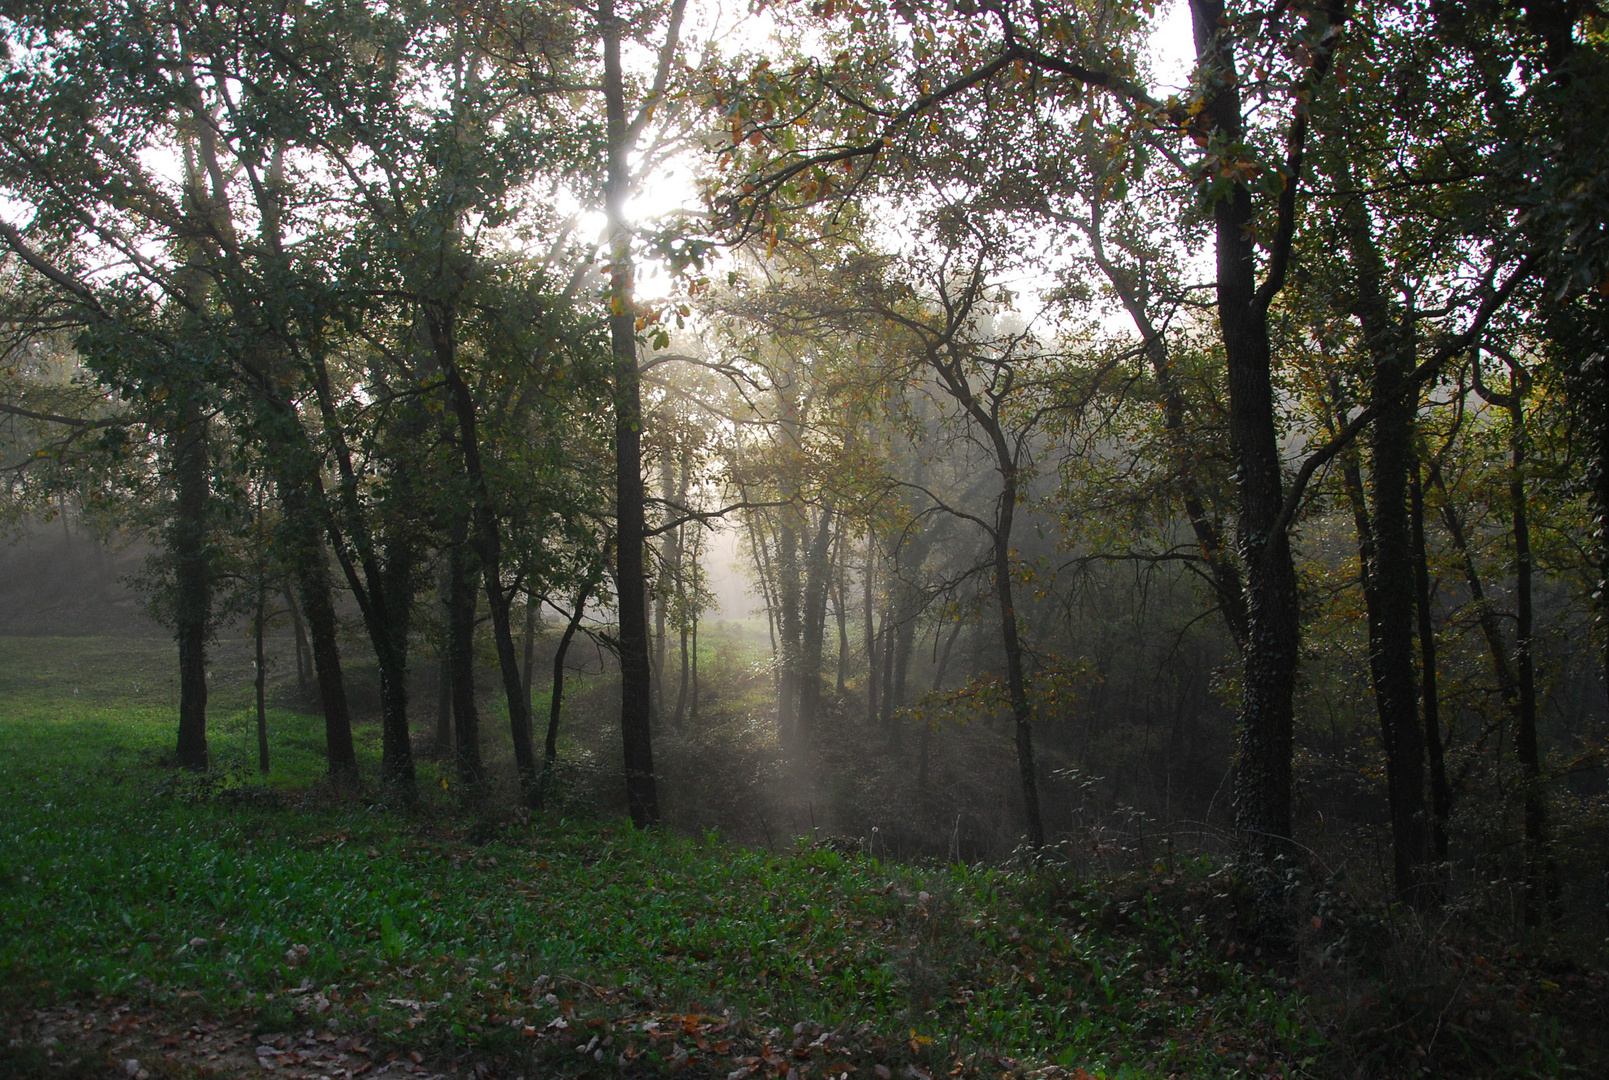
[1, 635, 1604, 1080]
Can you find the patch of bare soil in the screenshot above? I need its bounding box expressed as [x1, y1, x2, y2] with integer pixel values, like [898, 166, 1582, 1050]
[3, 999, 457, 1080]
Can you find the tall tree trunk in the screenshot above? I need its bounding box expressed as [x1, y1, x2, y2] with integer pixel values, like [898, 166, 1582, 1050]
[863, 533, 879, 727]
[434, 564, 454, 757]
[992, 473, 1045, 848]
[254, 492, 270, 775]
[674, 616, 691, 728]
[522, 587, 538, 711]
[775, 510, 802, 750]
[600, 0, 669, 827]
[1431, 464, 1522, 708]
[1346, 199, 1431, 905]
[925, 342, 1047, 846]
[1479, 358, 1553, 925]
[170, 402, 210, 772]
[654, 453, 674, 721]
[667, 446, 693, 728]
[834, 533, 850, 695]
[440, 333, 539, 807]
[744, 501, 781, 662]
[797, 505, 836, 743]
[283, 487, 358, 782]
[878, 613, 896, 732]
[447, 517, 483, 788]
[690, 572, 702, 723]
[1087, 205, 1248, 648]
[1410, 460, 1450, 865]
[1189, 0, 1336, 922]
[375, 519, 417, 802]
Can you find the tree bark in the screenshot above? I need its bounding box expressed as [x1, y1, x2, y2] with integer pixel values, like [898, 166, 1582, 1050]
[282, 482, 358, 782]
[434, 565, 454, 758]
[282, 582, 311, 695]
[439, 327, 539, 806]
[863, 533, 880, 727]
[925, 344, 1046, 847]
[834, 532, 850, 695]
[1188, 0, 1336, 920]
[1087, 206, 1248, 648]
[447, 516, 484, 788]
[1345, 197, 1431, 905]
[541, 573, 598, 808]
[1476, 356, 1554, 925]
[170, 401, 210, 772]
[1410, 459, 1450, 865]
[255, 499, 270, 775]
[601, 0, 662, 826]
[797, 504, 837, 742]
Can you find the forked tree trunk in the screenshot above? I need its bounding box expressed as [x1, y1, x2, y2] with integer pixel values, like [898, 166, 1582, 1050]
[1189, 0, 1337, 931]
[541, 574, 598, 808]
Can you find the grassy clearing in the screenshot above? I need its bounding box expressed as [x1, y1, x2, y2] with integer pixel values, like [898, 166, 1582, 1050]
[0, 635, 1327, 1078]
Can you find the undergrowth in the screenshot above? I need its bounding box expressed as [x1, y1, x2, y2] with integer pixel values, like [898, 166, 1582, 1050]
[2, 635, 1603, 1079]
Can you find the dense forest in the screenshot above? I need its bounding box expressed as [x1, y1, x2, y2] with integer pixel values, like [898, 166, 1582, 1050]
[2, 0, 1608, 1074]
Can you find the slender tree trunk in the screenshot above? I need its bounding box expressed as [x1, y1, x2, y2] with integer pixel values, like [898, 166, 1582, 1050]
[744, 501, 781, 662]
[1087, 206, 1248, 647]
[170, 403, 210, 772]
[690, 579, 701, 724]
[434, 565, 454, 757]
[255, 543, 270, 776]
[522, 587, 538, 711]
[654, 454, 674, 721]
[375, 521, 417, 802]
[287, 502, 358, 782]
[776, 511, 802, 750]
[834, 533, 850, 695]
[797, 505, 836, 743]
[447, 518, 483, 788]
[1500, 378, 1552, 925]
[1189, 0, 1334, 920]
[878, 613, 896, 732]
[667, 447, 693, 728]
[993, 478, 1045, 849]
[600, 0, 665, 826]
[1431, 464, 1522, 707]
[1344, 201, 1431, 905]
[282, 582, 311, 694]
[674, 619, 690, 728]
[925, 344, 1046, 846]
[1410, 460, 1450, 865]
[918, 618, 964, 795]
[863, 534, 879, 727]
[440, 335, 538, 806]
[541, 574, 597, 808]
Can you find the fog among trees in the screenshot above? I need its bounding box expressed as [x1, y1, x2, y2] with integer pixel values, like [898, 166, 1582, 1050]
[3, 0, 1607, 951]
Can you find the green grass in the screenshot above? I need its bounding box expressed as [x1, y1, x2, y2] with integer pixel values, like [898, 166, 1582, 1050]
[0, 635, 1323, 1078]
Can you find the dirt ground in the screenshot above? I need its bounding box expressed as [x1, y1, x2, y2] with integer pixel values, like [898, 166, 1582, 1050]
[5, 998, 460, 1080]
